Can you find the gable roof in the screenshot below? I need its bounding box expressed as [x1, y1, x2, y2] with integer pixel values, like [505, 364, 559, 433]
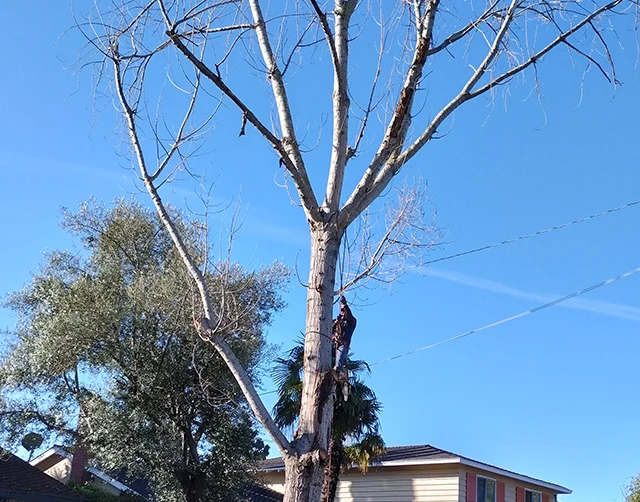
[259, 444, 572, 495]
[0, 450, 85, 502]
[30, 446, 150, 499]
[241, 484, 284, 502]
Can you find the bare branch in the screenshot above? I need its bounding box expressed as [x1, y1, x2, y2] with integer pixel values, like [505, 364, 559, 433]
[465, 0, 623, 99]
[346, 0, 623, 223]
[323, 0, 357, 211]
[111, 44, 291, 457]
[166, 32, 320, 223]
[339, 0, 440, 225]
[425, 0, 502, 57]
[151, 73, 201, 181]
[247, 0, 321, 218]
[308, 0, 339, 68]
[337, 180, 440, 294]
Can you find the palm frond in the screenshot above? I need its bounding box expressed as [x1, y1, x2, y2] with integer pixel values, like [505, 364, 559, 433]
[344, 432, 386, 473]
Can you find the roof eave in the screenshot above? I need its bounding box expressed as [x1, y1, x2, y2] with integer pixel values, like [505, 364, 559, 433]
[0, 488, 84, 502]
[29, 446, 71, 467]
[459, 458, 573, 494]
[86, 466, 144, 498]
[260, 456, 460, 473]
[29, 447, 144, 498]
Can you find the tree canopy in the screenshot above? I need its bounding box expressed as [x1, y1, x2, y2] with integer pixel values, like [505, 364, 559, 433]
[627, 474, 640, 502]
[0, 199, 289, 502]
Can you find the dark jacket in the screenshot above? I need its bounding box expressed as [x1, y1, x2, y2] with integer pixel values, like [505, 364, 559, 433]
[333, 303, 357, 347]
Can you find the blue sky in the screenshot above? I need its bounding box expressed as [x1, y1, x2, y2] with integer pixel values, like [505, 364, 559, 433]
[1, 3, 639, 502]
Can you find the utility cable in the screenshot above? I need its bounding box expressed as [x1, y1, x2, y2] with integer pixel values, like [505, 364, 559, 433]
[259, 200, 640, 396]
[260, 264, 640, 394]
[371, 264, 640, 366]
[423, 199, 640, 266]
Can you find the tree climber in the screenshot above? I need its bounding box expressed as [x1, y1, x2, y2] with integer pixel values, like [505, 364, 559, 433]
[332, 295, 357, 371]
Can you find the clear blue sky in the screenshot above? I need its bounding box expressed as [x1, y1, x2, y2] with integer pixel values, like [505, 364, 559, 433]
[1, 3, 639, 502]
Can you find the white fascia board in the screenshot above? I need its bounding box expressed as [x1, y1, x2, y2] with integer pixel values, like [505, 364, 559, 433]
[460, 458, 572, 495]
[30, 447, 143, 498]
[260, 456, 460, 472]
[29, 446, 71, 466]
[87, 466, 144, 498]
[376, 457, 461, 467]
[261, 466, 285, 472]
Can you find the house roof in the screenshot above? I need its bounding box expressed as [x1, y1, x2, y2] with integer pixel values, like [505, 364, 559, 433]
[30, 446, 150, 499]
[31, 446, 269, 501]
[241, 484, 284, 502]
[0, 449, 85, 502]
[259, 444, 572, 495]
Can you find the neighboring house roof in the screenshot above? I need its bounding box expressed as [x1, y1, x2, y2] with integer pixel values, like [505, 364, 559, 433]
[259, 443, 572, 495]
[110, 470, 152, 500]
[241, 484, 284, 502]
[31, 446, 269, 501]
[0, 450, 85, 502]
[30, 446, 150, 499]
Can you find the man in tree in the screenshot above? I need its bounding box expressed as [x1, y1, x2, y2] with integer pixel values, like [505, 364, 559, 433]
[332, 296, 356, 372]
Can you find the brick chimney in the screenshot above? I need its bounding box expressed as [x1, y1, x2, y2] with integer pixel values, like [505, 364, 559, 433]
[69, 444, 88, 485]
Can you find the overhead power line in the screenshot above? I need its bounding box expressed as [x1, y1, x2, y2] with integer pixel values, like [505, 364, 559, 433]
[371, 264, 640, 366]
[261, 264, 640, 394]
[423, 199, 640, 266]
[259, 200, 640, 396]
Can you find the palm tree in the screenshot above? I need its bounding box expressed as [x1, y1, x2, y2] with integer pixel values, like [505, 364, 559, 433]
[272, 340, 385, 502]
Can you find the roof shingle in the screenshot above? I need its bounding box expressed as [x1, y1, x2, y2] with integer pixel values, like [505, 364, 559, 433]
[0, 450, 85, 501]
[241, 484, 284, 502]
[259, 443, 457, 471]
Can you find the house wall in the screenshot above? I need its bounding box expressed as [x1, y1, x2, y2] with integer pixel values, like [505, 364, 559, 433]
[261, 471, 285, 494]
[337, 465, 460, 502]
[37, 456, 122, 496]
[263, 464, 460, 502]
[459, 466, 556, 502]
[44, 457, 72, 484]
[265, 464, 561, 502]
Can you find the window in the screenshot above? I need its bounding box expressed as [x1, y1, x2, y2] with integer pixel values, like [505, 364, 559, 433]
[525, 489, 542, 502]
[477, 476, 496, 502]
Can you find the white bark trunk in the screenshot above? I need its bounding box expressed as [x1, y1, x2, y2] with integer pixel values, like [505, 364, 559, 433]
[282, 224, 342, 502]
[112, 54, 292, 458]
[324, 1, 352, 211]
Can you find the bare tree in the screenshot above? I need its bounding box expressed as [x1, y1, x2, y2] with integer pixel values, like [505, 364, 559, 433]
[76, 0, 634, 500]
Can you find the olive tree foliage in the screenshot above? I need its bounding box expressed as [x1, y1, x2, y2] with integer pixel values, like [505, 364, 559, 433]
[75, 1, 635, 500]
[627, 474, 640, 502]
[0, 200, 288, 502]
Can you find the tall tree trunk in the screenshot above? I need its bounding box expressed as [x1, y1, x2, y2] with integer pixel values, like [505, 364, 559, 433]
[175, 468, 205, 502]
[283, 224, 342, 502]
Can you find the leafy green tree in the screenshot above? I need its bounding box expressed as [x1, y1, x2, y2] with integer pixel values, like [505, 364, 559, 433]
[70, 481, 146, 502]
[0, 200, 288, 502]
[626, 473, 640, 502]
[272, 341, 385, 502]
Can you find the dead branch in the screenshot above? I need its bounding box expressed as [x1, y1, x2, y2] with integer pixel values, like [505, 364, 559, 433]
[337, 179, 440, 294]
[110, 42, 291, 457]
